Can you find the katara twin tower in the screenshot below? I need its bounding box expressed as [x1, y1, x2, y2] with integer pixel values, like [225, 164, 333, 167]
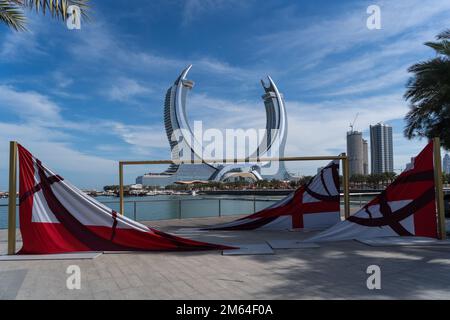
[137, 65, 291, 186]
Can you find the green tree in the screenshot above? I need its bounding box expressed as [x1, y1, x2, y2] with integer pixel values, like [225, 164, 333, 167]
[350, 174, 366, 189]
[404, 29, 450, 150]
[0, 0, 88, 31]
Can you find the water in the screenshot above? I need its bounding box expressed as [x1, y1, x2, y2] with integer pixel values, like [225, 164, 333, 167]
[0, 194, 375, 230]
[0, 195, 283, 230]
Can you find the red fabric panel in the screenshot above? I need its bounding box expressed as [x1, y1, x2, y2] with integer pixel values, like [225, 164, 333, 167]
[17, 144, 232, 254]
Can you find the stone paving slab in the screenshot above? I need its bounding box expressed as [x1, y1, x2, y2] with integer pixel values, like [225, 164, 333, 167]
[267, 240, 320, 249]
[356, 237, 450, 247]
[222, 243, 274, 255]
[0, 252, 102, 261]
[1, 216, 450, 300]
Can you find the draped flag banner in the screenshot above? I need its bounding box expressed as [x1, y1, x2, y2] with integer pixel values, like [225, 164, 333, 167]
[203, 160, 341, 231]
[305, 142, 438, 243]
[17, 145, 231, 254]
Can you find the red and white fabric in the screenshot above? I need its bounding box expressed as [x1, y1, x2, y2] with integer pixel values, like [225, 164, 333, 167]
[204, 161, 341, 231]
[17, 144, 230, 254]
[306, 142, 438, 242]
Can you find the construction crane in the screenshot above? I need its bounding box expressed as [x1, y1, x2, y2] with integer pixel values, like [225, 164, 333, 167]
[349, 113, 359, 133]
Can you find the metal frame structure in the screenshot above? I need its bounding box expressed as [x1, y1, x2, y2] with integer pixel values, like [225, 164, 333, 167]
[119, 154, 351, 220]
[8, 141, 17, 255]
[6, 138, 447, 255]
[433, 137, 447, 240]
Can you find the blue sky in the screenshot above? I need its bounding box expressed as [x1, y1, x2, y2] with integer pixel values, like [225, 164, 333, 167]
[0, 0, 449, 189]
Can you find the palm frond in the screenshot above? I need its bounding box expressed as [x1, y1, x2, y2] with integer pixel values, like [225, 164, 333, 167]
[0, 0, 26, 31]
[425, 40, 450, 57]
[437, 29, 450, 40]
[404, 29, 450, 150]
[12, 0, 89, 21]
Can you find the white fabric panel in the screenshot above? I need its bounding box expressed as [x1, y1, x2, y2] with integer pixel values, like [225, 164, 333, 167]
[51, 181, 150, 232]
[302, 193, 320, 203]
[302, 161, 339, 204]
[32, 189, 59, 223]
[206, 217, 256, 230]
[31, 161, 58, 223]
[51, 182, 126, 228]
[322, 164, 338, 195]
[306, 174, 328, 198]
[305, 200, 415, 243]
[304, 220, 399, 243]
[264, 192, 294, 210]
[361, 200, 412, 219]
[303, 211, 341, 229]
[40, 162, 151, 233]
[258, 216, 292, 230]
[204, 193, 294, 230]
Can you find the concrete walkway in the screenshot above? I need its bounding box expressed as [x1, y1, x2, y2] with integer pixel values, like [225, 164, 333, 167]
[1, 216, 450, 300]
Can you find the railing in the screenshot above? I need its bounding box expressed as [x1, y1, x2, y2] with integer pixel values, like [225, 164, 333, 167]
[0, 197, 283, 229]
[2, 192, 449, 230]
[0, 194, 373, 229]
[100, 197, 283, 221]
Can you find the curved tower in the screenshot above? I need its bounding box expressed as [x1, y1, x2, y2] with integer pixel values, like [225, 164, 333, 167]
[137, 66, 291, 187]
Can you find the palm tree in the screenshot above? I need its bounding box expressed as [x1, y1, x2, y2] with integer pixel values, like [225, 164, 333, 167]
[0, 0, 88, 31]
[404, 29, 450, 150]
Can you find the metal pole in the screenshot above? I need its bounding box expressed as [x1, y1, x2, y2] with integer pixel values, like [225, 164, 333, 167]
[433, 137, 446, 240]
[218, 199, 221, 217]
[119, 162, 124, 216]
[342, 154, 350, 219]
[8, 141, 17, 255]
[133, 201, 137, 221]
[119, 155, 348, 166]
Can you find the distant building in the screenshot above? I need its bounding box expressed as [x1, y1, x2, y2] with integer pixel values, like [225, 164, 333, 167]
[363, 139, 369, 175]
[370, 123, 394, 174]
[136, 65, 290, 187]
[347, 131, 364, 176]
[443, 154, 450, 174]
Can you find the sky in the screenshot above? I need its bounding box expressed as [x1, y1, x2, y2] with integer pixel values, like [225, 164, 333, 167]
[0, 0, 449, 189]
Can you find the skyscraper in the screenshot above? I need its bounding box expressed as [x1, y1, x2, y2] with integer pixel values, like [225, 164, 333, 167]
[443, 154, 450, 174]
[136, 65, 290, 186]
[370, 123, 394, 174]
[347, 131, 364, 176]
[363, 139, 369, 175]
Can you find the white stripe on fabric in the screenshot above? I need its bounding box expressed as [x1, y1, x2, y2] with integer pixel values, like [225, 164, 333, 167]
[322, 164, 339, 195]
[31, 161, 59, 223]
[303, 211, 340, 229]
[258, 216, 292, 230]
[37, 161, 152, 233]
[305, 200, 415, 242]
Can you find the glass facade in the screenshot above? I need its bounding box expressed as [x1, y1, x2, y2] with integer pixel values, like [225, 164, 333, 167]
[370, 123, 394, 174]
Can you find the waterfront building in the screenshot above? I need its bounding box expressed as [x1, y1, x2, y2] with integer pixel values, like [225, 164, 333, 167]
[370, 123, 394, 174]
[137, 65, 290, 187]
[346, 131, 364, 176]
[443, 154, 450, 174]
[363, 139, 369, 175]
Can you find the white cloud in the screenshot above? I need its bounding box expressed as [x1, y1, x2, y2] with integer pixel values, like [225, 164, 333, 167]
[104, 78, 153, 102]
[258, 0, 450, 69]
[0, 122, 116, 189]
[181, 0, 249, 25]
[110, 122, 168, 154]
[0, 85, 62, 123]
[0, 85, 171, 188]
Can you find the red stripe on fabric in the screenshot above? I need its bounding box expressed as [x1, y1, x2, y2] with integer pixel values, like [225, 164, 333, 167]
[347, 141, 438, 238]
[17, 144, 229, 253]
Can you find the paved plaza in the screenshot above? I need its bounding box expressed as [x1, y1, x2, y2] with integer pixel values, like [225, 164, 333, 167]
[1, 216, 450, 300]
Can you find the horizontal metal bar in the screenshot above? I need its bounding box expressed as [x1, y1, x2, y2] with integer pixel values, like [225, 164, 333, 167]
[119, 155, 347, 166]
[100, 197, 284, 204]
